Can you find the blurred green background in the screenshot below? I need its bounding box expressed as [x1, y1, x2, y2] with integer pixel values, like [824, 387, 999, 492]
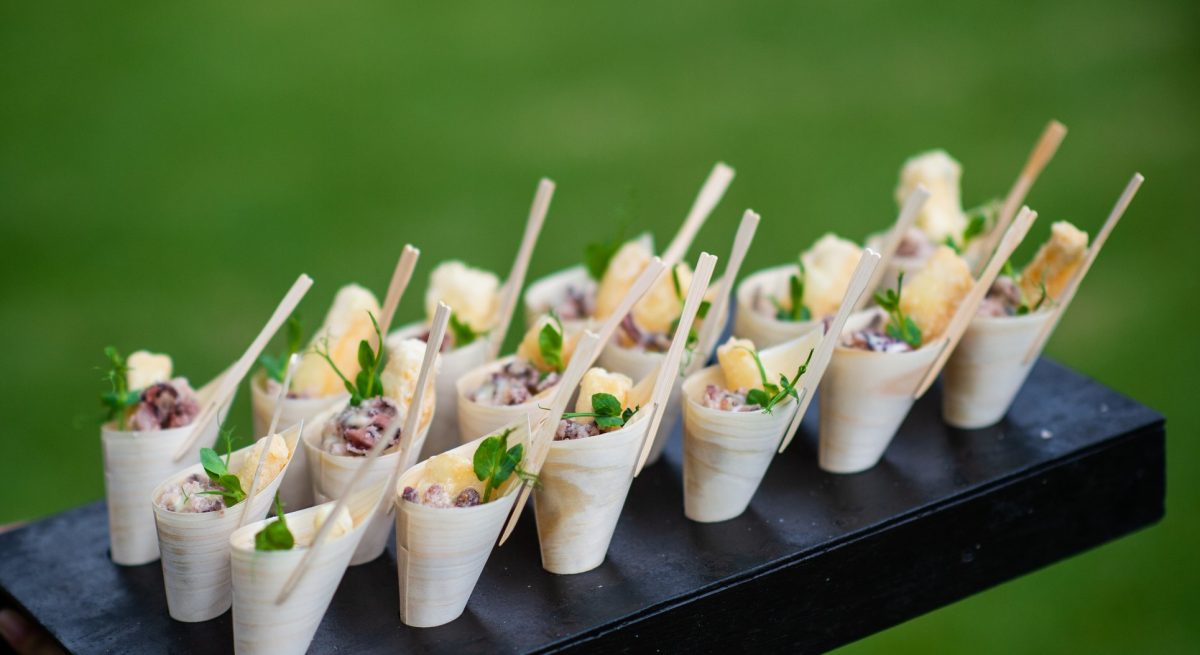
[1, 0, 1196, 651]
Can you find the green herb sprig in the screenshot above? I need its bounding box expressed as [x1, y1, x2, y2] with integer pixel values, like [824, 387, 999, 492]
[873, 272, 922, 349]
[668, 266, 711, 347]
[740, 348, 814, 413]
[259, 313, 304, 383]
[473, 426, 528, 503]
[448, 311, 484, 347]
[771, 259, 811, 322]
[584, 234, 624, 281]
[561, 392, 640, 430]
[944, 201, 997, 253]
[537, 312, 565, 373]
[198, 425, 247, 508]
[1000, 261, 1050, 316]
[254, 493, 294, 551]
[315, 311, 386, 406]
[100, 347, 141, 430]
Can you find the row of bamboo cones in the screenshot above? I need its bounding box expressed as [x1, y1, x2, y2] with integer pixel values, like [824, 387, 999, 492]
[95, 129, 1142, 651]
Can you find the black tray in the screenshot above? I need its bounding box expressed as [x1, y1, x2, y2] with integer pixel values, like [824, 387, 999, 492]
[0, 359, 1165, 654]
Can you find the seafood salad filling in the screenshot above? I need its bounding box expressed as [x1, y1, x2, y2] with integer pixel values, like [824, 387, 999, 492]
[555, 368, 637, 440]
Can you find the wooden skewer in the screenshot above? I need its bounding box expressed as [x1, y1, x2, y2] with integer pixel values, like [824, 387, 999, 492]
[857, 187, 928, 310]
[172, 274, 314, 461]
[1022, 173, 1143, 364]
[237, 354, 302, 529]
[913, 207, 1038, 397]
[778, 249, 881, 453]
[489, 179, 555, 361]
[276, 302, 446, 605]
[693, 210, 760, 361]
[591, 258, 667, 349]
[661, 162, 736, 267]
[633, 253, 717, 476]
[972, 121, 1067, 276]
[397, 303, 451, 471]
[497, 331, 601, 546]
[376, 245, 421, 347]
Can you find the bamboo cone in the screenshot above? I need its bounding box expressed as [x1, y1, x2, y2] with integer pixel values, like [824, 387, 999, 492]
[301, 404, 433, 565]
[942, 173, 1143, 428]
[229, 481, 388, 655]
[102, 373, 231, 566]
[152, 425, 302, 622]
[941, 311, 1053, 428]
[393, 322, 489, 459]
[393, 425, 529, 627]
[732, 264, 824, 348]
[536, 253, 718, 573]
[249, 371, 347, 511]
[682, 332, 821, 522]
[817, 309, 943, 474]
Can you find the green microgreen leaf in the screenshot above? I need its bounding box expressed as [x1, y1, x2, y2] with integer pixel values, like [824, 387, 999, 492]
[259, 313, 304, 383]
[448, 311, 483, 347]
[254, 493, 294, 551]
[751, 349, 814, 414]
[537, 312, 565, 373]
[314, 311, 386, 406]
[874, 272, 921, 348]
[560, 393, 640, 432]
[100, 346, 140, 430]
[776, 260, 812, 322]
[474, 426, 524, 503]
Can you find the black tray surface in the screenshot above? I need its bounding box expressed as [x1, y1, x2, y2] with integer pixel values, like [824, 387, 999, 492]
[0, 359, 1165, 654]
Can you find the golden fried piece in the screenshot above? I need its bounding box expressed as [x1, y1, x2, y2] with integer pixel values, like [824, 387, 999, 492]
[292, 284, 381, 397]
[631, 262, 693, 335]
[574, 367, 634, 423]
[594, 240, 653, 319]
[899, 246, 973, 343]
[717, 337, 764, 391]
[1020, 221, 1088, 302]
[801, 234, 863, 318]
[896, 150, 967, 243]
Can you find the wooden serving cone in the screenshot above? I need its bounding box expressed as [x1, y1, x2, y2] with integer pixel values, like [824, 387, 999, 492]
[942, 173, 1143, 428]
[455, 259, 666, 444]
[229, 480, 390, 655]
[534, 253, 717, 574]
[103, 274, 313, 566]
[152, 424, 303, 622]
[300, 304, 448, 565]
[683, 250, 880, 522]
[522, 162, 734, 329]
[819, 208, 1038, 473]
[629, 210, 760, 467]
[395, 332, 601, 626]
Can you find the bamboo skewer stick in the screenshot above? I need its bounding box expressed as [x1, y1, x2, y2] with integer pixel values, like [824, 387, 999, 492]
[694, 210, 760, 359]
[1021, 173, 1143, 364]
[913, 207, 1038, 397]
[858, 187, 928, 310]
[237, 355, 302, 530]
[497, 332, 601, 546]
[173, 274, 314, 461]
[633, 253, 718, 476]
[661, 162, 736, 267]
[973, 121, 1067, 276]
[376, 245, 421, 348]
[489, 179, 555, 361]
[398, 303, 451, 472]
[778, 249, 881, 453]
[275, 305, 445, 605]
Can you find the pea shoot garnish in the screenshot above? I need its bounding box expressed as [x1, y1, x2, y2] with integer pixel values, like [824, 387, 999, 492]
[448, 311, 484, 347]
[873, 272, 922, 349]
[771, 259, 811, 322]
[537, 312, 566, 373]
[668, 267, 710, 347]
[254, 493, 294, 551]
[316, 311, 386, 406]
[100, 347, 140, 430]
[197, 426, 247, 507]
[1001, 261, 1050, 316]
[740, 348, 814, 413]
[561, 393, 640, 430]
[472, 426, 536, 502]
[259, 313, 304, 383]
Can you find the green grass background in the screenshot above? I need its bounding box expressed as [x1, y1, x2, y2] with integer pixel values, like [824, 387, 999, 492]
[1, 1, 1196, 651]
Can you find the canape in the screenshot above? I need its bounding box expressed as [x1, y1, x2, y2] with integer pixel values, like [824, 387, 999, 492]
[820, 210, 1038, 473]
[533, 252, 717, 573]
[229, 480, 389, 655]
[942, 174, 1142, 427]
[151, 424, 302, 622]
